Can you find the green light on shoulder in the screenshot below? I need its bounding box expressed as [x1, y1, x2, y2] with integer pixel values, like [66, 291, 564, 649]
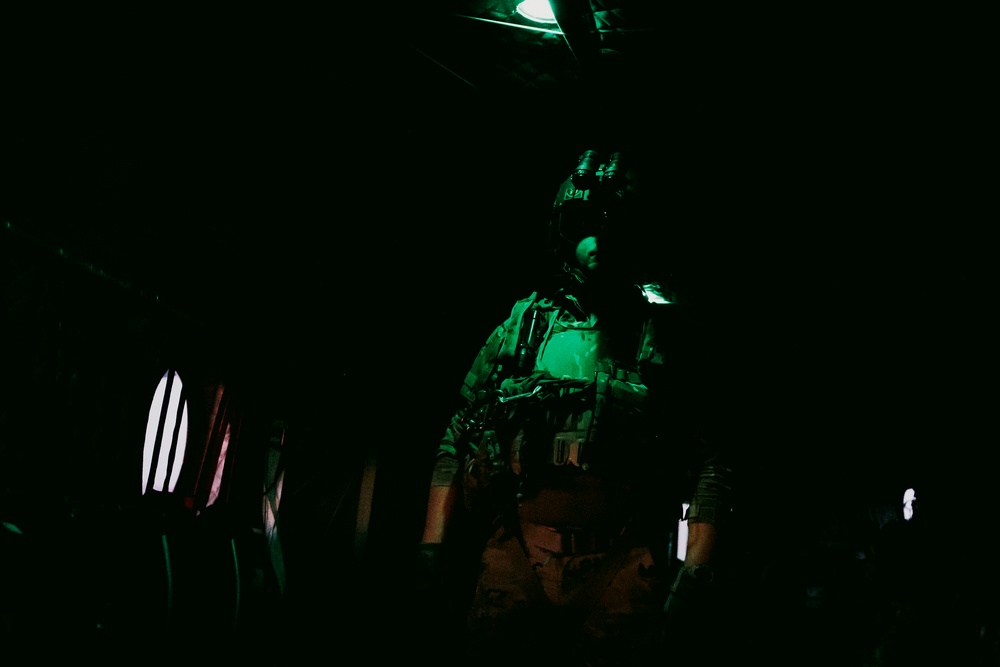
[639, 282, 674, 305]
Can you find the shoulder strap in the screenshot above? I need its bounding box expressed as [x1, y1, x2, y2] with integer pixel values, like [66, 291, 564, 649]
[497, 291, 541, 362]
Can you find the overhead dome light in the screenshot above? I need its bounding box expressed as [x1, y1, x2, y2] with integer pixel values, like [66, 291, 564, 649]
[516, 0, 557, 24]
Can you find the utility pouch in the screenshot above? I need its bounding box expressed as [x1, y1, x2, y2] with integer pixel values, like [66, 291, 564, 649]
[462, 429, 499, 510]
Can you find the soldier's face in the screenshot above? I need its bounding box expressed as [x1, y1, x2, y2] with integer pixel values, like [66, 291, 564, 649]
[574, 236, 599, 273]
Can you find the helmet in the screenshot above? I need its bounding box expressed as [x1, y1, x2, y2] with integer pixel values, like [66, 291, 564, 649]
[547, 149, 642, 273]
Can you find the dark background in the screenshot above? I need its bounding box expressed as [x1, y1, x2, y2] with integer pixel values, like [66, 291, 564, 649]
[1, 4, 995, 663]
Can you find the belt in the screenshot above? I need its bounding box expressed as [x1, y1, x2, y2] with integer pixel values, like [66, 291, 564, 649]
[551, 430, 586, 467]
[520, 519, 626, 556]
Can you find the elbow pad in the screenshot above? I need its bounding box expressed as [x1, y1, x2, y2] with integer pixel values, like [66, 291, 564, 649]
[686, 463, 733, 527]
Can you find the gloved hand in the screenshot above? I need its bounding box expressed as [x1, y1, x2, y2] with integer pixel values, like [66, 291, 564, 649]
[413, 542, 446, 597]
[406, 542, 451, 649]
[413, 539, 482, 625]
[665, 564, 714, 613]
[662, 564, 717, 652]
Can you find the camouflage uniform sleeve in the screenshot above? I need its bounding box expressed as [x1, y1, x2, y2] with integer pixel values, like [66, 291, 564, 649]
[430, 294, 537, 487]
[429, 323, 504, 487]
[686, 452, 734, 527]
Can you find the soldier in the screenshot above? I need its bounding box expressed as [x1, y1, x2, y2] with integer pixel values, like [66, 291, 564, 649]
[415, 150, 735, 666]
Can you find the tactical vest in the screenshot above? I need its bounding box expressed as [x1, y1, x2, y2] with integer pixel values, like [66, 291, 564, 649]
[463, 288, 663, 490]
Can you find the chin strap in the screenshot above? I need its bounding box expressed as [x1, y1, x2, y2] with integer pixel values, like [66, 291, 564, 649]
[563, 262, 588, 285]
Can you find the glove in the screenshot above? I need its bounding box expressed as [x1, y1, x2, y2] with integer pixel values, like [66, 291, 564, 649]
[405, 542, 452, 650]
[665, 564, 714, 614]
[412, 542, 446, 597]
[662, 564, 717, 652]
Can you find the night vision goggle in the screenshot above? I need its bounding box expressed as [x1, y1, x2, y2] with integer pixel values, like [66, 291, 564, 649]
[568, 149, 629, 193]
[551, 149, 635, 245]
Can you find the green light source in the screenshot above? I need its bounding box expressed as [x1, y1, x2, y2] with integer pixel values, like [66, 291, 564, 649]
[516, 0, 557, 24]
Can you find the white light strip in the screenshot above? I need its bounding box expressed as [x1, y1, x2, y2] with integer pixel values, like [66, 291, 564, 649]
[676, 502, 690, 562]
[141, 370, 189, 495]
[141, 373, 168, 494]
[154, 374, 184, 492]
[169, 403, 188, 493]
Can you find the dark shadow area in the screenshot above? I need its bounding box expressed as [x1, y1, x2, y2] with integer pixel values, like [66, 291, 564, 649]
[2, 4, 996, 664]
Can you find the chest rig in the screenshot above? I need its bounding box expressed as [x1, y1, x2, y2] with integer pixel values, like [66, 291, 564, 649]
[479, 291, 652, 477]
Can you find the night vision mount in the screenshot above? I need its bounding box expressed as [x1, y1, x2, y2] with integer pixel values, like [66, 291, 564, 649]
[550, 149, 637, 251]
